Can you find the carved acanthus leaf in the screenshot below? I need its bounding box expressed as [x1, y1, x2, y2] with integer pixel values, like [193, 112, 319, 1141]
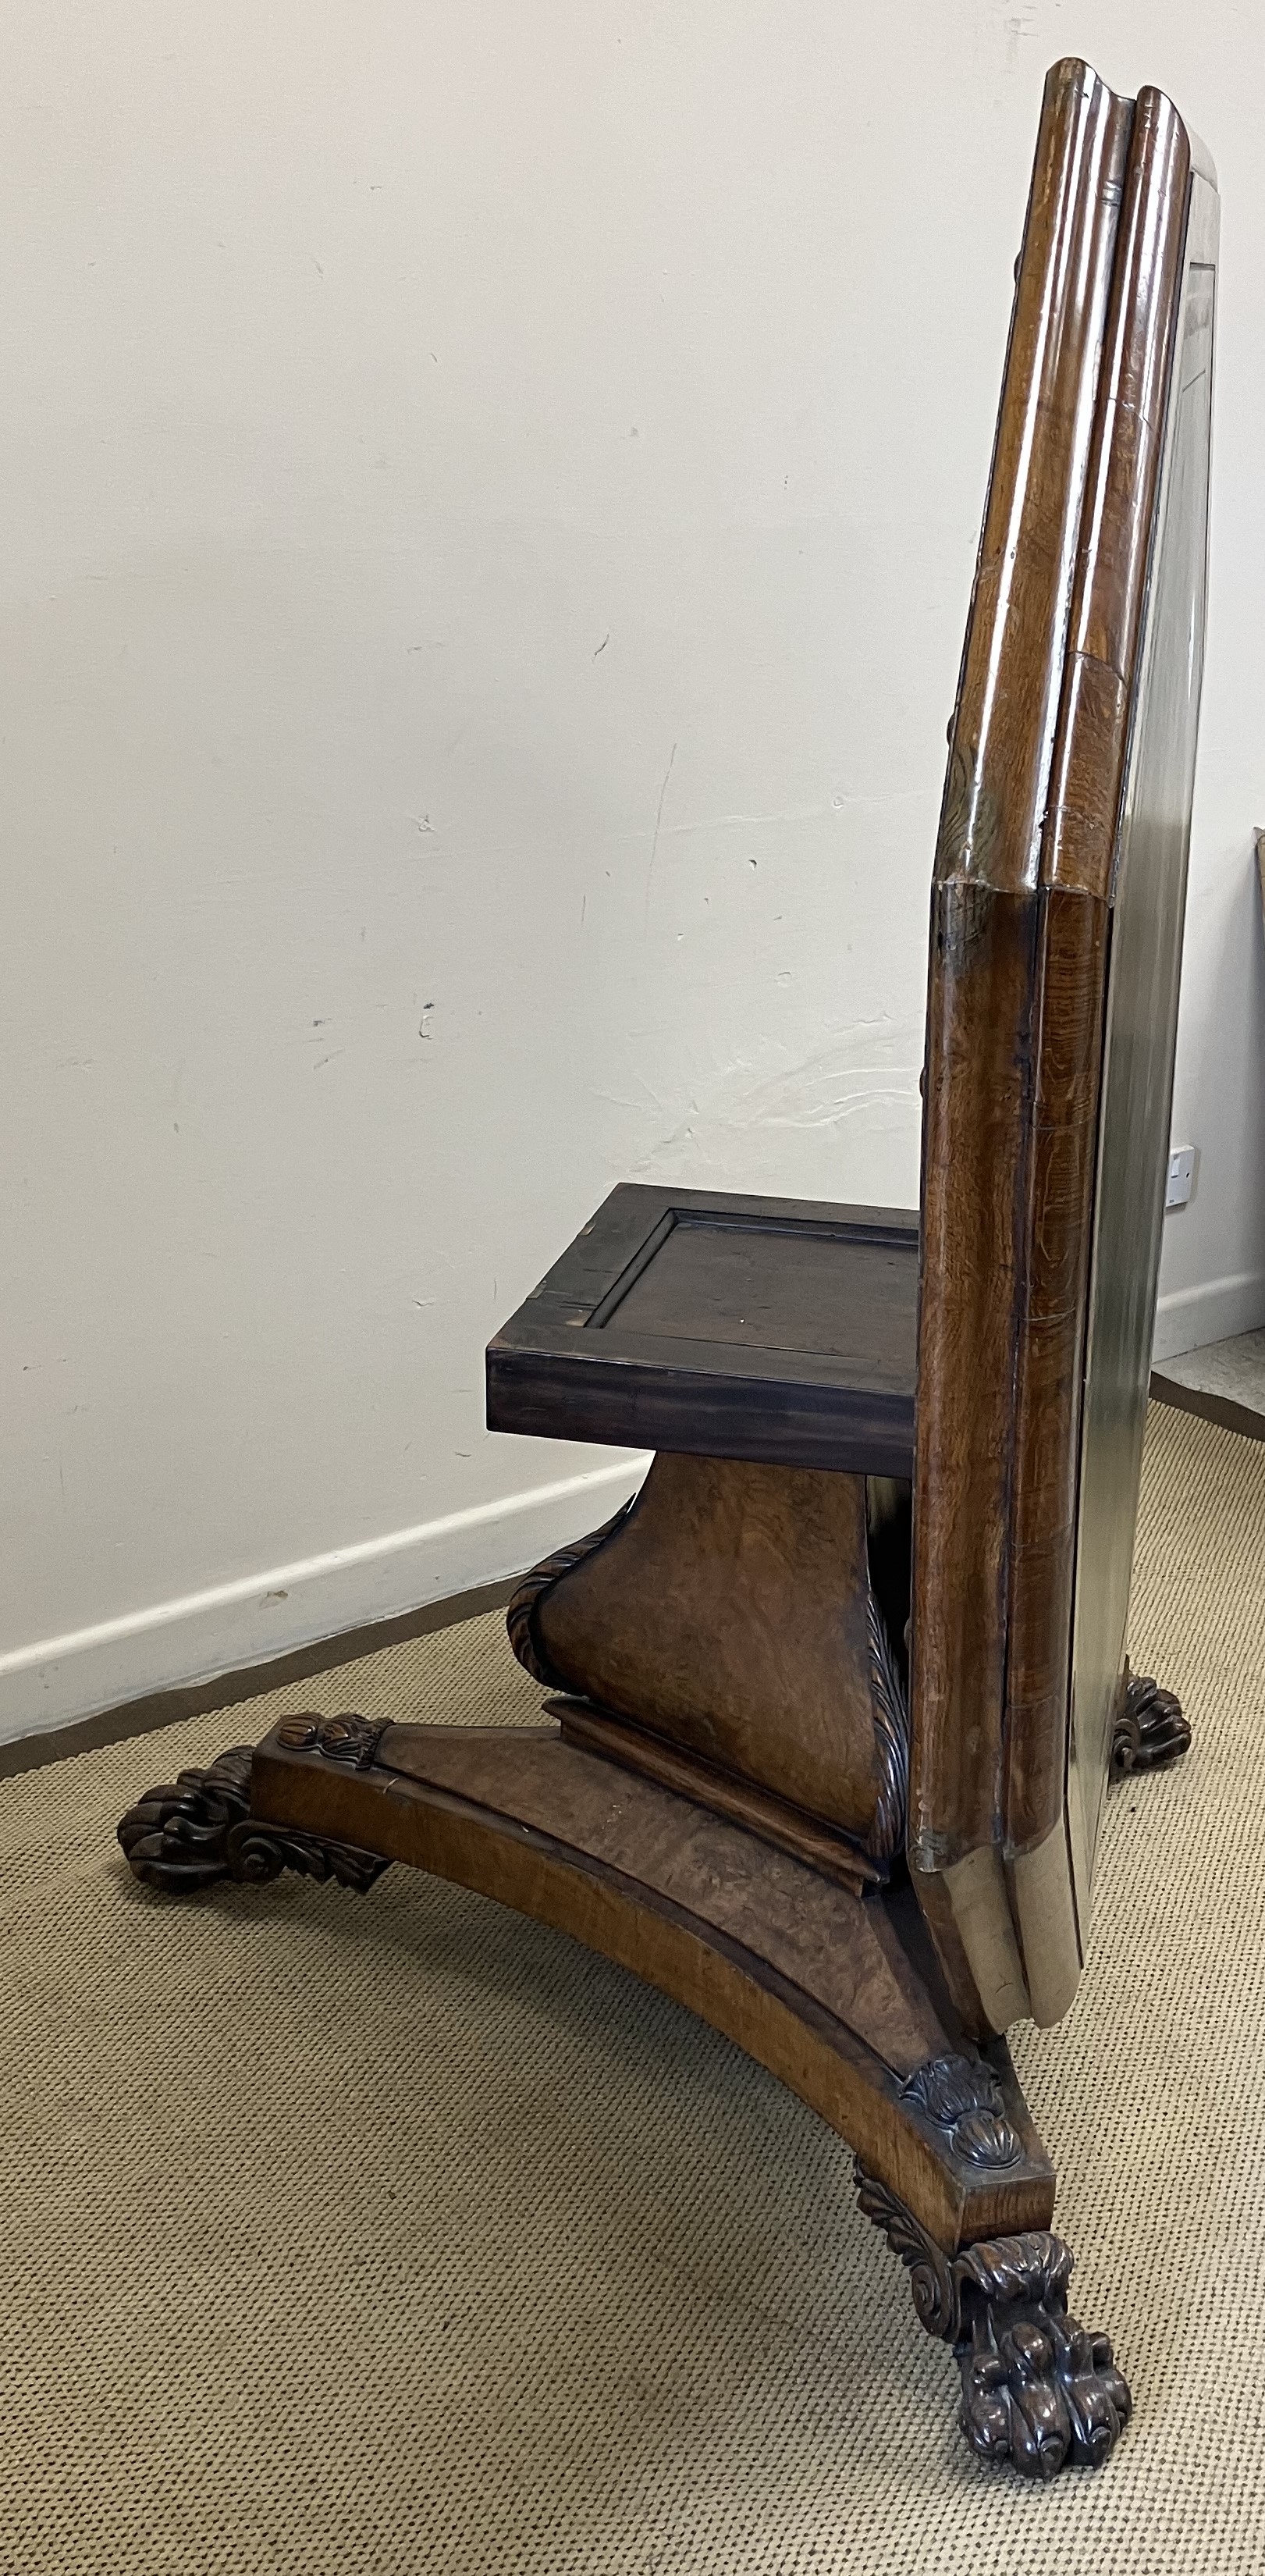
[118, 1747, 389, 1898]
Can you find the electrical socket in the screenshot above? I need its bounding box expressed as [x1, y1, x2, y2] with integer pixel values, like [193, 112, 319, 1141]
[1165, 1145, 1196, 1210]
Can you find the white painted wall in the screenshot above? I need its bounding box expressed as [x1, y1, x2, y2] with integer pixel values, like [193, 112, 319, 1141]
[3, 1, 1262, 1740]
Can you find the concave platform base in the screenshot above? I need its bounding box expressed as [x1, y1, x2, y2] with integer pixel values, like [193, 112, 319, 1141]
[117, 1710, 1132, 2478]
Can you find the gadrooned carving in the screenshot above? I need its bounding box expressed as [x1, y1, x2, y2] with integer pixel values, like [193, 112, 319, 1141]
[274, 1712, 390, 1768]
[865, 1589, 910, 1867]
[855, 2164, 1132, 2478]
[117, 1746, 389, 1897]
[1110, 1666, 1190, 1779]
[506, 1496, 638, 1687]
[901, 2053, 1022, 2170]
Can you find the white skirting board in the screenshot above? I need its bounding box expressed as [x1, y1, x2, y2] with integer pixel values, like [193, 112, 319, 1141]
[0, 1456, 649, 1753]
[1153, 1268, 1265, 1364]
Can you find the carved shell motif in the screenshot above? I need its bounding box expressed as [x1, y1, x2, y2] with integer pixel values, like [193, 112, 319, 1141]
[901, 2053, 1022, 2171]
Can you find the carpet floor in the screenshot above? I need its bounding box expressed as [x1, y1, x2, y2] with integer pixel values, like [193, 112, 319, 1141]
[2, 1400, 1262, 2576]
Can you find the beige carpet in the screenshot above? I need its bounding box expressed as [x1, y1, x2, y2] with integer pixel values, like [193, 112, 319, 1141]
[2, 1400, 1263, 2576]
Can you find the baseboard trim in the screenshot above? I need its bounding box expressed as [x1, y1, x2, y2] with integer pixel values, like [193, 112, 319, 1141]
[1150, 1370, 1265, 1446]
[0, 1456, 648, 1754]
[1153, 1267, 1265, 1363]
[0, 1577, 518, 1783]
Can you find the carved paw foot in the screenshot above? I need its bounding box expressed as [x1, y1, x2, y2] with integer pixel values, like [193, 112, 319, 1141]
[117, 1742, 389, 1896]
[118, 1745, 254, 1890]
[856, 2166, 1132, 2478]
[954, 2236, 1132, 2477]
[1111, 1664, 1191, 1778]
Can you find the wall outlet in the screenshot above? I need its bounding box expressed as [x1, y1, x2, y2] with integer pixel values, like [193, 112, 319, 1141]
[1165, 1145, 1196, 1210]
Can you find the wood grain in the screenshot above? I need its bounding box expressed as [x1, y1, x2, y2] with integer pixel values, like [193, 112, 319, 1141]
[1005, 91, 1192, 1869]
[488, 1187, 919, 1475]
[911, 62, 1134, 1891]
[910, 880, 1039, 1868]
[910, 64, 1202, 2031]
[531, 1451, 890, 1848]
[251, 1727, 1056, 2250]
[550, 1698, 883, 1892]
[934, 62, 1134, 901]
[1044, 90, 1192, 899]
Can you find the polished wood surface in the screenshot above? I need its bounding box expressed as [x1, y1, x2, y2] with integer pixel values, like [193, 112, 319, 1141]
[361, 1723, 935, 2059]
[248, 1724, 1056, 2254]
[910, 67, 1211, 2029]
[552, 1700, 881, 1891]
[1043, 89, 1194, 902]
[911, 59, 1139, 1909]
[531, 1451, 893, 1851]
[937, 62, 1135, 904]
[1009, 94, 1199, 1983]
[487, 1186, 918, 1475]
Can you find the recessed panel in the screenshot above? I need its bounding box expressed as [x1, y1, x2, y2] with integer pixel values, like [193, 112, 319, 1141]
[599, 1219, 918, 1376]
[487, 1187, 920, 1473]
